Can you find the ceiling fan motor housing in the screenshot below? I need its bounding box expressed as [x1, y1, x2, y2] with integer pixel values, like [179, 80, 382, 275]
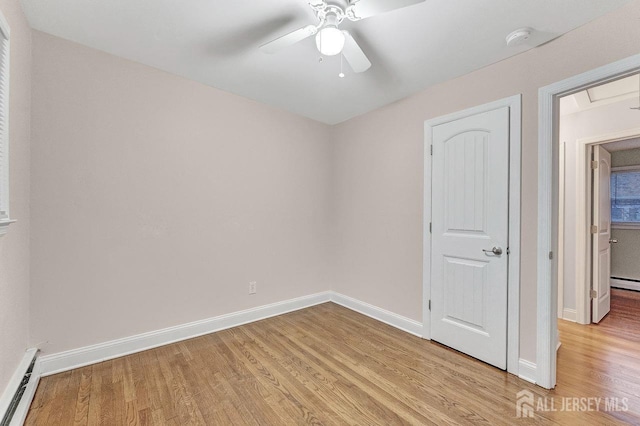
[310, 0, 363, 25]
[314, 6, 345, 25]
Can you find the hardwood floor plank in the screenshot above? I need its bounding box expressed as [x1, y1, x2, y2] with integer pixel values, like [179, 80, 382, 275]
[284, 312, 504, 424]
[203, 334, 287, 424]
[242, 321, 383, 423]
[218, 327, 326, 424]
[71, 367, 92, 425]
[154, 345, 207, 425]
[234, 325, 347, 424]
[25, 290, 640, 425]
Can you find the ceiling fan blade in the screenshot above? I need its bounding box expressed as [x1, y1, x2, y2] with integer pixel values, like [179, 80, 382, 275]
[347, 0, 425, 20]
[260, 25, 317, 54]
[342, 32, 371, 73]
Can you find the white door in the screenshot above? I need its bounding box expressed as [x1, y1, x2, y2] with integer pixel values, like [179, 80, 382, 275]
[431, 107, 509, 370]
[592, 146, 612, 323]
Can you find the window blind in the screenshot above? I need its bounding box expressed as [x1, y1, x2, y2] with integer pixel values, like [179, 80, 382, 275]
[0, 31, 8, 220]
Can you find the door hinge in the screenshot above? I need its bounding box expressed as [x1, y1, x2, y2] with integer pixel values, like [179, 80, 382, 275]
[590, 289, 597, 299]
[591, 160, 598, 169]
[591, 225, 598, 234]
[429, 222, 432, 233]
[430, 145, 433, 156]
[428, 299, 431, 311]
[549, 251, 553, 260]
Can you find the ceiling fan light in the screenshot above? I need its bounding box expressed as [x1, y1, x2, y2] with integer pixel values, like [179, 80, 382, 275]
[315, 26, 345, 56]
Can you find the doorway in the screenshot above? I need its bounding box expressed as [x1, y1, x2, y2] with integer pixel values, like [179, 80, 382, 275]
[557, 75, 640, 326]
[538, 54, 640, 389]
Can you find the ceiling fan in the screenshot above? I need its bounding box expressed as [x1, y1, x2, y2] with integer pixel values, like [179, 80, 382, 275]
[260, 0, 425, 74]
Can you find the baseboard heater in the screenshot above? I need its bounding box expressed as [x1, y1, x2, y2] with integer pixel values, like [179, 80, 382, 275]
[612, 276, 640, 283]
[0, 349, 38, 426]
[611, 276, 640, 292]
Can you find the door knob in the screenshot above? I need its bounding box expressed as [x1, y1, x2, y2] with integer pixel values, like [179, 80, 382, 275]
[482, 247, 503, 255]
[609, 239, 618, 244]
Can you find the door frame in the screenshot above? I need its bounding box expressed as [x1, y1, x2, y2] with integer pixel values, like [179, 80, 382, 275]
[422, 94, 522, 376]
[557, 142, 566, 321]
[537, 53, 640, 390]
[574, 129, 640, 324]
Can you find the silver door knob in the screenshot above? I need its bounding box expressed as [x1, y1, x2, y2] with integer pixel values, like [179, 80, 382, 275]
[483, 247, 503, 255]
[609, 239, 618, 244]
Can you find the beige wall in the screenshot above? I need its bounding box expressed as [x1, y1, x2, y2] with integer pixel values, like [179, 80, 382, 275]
[331, 1, 640, 363]
[611, 147, 640, 281]
[0, 0, 31, 399]
[29, 31, 333, 355]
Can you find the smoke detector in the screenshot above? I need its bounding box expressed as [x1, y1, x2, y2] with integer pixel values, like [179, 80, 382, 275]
[506, 28, 533, 47]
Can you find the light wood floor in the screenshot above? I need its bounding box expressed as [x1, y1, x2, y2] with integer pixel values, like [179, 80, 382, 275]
[25, 290, 640, 425]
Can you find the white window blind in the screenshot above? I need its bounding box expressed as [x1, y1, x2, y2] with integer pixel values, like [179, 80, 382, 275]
[0, 10, 11, 235]
[0, 36, 8, 217]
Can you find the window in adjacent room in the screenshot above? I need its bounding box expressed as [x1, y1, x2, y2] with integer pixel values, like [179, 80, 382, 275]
[611, 166, 640, 229]
[0, 10, 12, 236]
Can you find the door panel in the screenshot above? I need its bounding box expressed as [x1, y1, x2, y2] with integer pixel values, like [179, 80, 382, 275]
[431, 107, 509, 370]
[442, 256, 487, 332]
[592, 146, 611, 323]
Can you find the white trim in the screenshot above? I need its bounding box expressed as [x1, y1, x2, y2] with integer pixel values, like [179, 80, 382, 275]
[557, 142, 565, 319]
[0, 348, 37, 425]
[331, 292, 423, 337]
[508, 96, 522, 376]
[423, 94, 521, 376]
[538, 53, 640, 390]
[561, 308, 577, 322]
[611, 278, 640, 292]
[575, 142, 591, 324]
[422, 118, 433, 340]
[579, 127, 640, 146]
[518, 359, 537, 384]
[38, 292, 332, 376]
[612, 165, 640, 173]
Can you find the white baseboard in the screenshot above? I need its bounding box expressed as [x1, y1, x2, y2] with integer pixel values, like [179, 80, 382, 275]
[38, 292, 331, 376]
[0, 348, 38, 426]
[518, 359, 537, 384]
[562, 308, 577, 322]
[37, 291, 425, 377]
[331, 292, 423, 337]
[611, 278, 640, 292]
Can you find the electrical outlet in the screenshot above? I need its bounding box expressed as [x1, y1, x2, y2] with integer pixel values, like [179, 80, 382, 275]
[249, 281, 257, 295]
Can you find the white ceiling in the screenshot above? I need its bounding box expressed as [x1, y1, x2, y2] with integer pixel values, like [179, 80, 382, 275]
[561, 73, 640, 116]
[22, 0, 631, 124]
